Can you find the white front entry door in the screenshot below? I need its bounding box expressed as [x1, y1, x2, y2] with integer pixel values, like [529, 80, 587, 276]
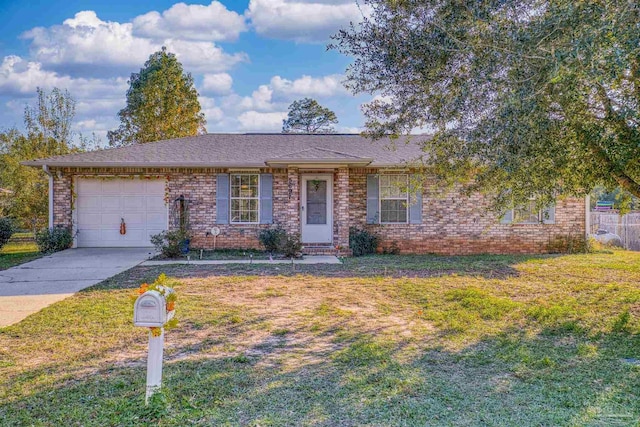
[75, 178, 167, 247]
[301, 174, 333, 244]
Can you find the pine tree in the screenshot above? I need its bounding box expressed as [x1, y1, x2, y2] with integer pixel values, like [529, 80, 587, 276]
[108, 47, 206, 146]
[282, 98, 338, 134]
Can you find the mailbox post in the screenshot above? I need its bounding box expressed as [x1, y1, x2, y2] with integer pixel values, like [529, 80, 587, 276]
[134, 289, 175, 404]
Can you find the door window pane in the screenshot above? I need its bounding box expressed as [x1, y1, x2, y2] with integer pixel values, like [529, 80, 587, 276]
[306, 180, 327, 225]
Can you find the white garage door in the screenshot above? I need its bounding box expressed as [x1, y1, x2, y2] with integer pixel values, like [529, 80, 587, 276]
[75, 178, 167, 247]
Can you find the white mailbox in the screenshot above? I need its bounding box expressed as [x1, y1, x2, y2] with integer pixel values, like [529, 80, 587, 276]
[134, 290, 167, 327]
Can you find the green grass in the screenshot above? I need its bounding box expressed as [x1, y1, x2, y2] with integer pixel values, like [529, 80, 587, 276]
[156, 248, 272, 261]
[3, 250, 640, 425]
[0, 240, 40, 270]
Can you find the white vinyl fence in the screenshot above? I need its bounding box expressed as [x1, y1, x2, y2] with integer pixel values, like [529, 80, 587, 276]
[591, 212, 640, 251]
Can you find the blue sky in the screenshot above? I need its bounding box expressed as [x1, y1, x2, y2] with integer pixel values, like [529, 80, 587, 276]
[0, 0, 372, 145]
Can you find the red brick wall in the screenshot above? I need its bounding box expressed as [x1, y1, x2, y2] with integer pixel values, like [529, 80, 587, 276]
[52, 174, 72, 228]
[349, 169, 586, 255]
[50, 166, 586, 254]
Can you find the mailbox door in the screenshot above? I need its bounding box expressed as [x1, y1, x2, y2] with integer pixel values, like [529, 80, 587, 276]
[134, 291, 166, 327]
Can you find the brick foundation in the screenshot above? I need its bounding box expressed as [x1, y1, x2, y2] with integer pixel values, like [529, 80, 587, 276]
[50, 166, 586, 255]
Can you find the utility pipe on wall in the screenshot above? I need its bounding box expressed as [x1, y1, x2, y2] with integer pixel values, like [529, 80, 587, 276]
[585, 194, 591, 239]
[42, 165, 53, 228]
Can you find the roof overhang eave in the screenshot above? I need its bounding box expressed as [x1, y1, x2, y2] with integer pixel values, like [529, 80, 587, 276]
[20, 161, 269, 168]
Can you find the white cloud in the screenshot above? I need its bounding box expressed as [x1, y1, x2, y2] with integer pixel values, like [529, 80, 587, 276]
[270, 74, 346, 98]
[239, 85, 275, 111]
[202, 73, 233, 95]
[133, 1, 246, 42]
[163, 39, 247, 74]
[237, 111, 287, 131]
[21, 10, 247, 76]
[199, 96, 224, 124]
[0, 55, 127, 98]
[23, 11, 155, 73]
[337, 126, 361, 134]
[246, 0, 371, 43]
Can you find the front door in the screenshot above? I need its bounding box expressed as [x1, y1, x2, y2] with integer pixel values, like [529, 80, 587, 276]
[301, 174, 333, 244]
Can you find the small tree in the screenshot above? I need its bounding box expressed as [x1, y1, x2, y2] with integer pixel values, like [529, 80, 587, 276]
[282, 98, 338, 134]
[0, 88, 78, 231]
[108, 47, 206, 146]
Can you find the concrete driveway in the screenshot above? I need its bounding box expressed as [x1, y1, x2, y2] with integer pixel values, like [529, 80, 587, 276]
[0, 248, 154, 327]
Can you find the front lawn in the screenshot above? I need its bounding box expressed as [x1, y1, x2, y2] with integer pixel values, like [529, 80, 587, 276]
[2, 251, 640, 425]
[0, 239, 40, 270]
[157, 248, 272, 261]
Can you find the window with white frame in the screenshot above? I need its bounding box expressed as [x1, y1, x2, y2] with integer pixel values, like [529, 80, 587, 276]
[230, 174, 259, 223]
[380, 174, 408, 223]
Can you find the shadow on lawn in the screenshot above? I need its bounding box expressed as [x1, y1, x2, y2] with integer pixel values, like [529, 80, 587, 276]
[2, 325, 640, 426]
[90, 254, 563, 290]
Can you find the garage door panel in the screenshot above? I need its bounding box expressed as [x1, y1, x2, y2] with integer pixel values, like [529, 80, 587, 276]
[100, 229, 124, 241]
[146, 212, 167, 227]
[99, 213, 122, 228]
[145, 180, 165, 193]
[77, 195, 101, 210]
[100, 196, 123, 212]
[77, 212, 102, 227]
[101, 180, 123, 194]
[77, 179, 102, 193]
[121, 179, 147, 193]
[76, 178, 166, 247]
[124, 213, 145, 226]
[123, 195, 146, 211]
[78, 228, 102, 241]
[146, 196, 166, 210]
[122, 230, 145, 241]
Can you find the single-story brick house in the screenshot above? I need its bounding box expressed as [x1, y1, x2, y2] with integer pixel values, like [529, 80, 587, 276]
[24, 133, 589, 255]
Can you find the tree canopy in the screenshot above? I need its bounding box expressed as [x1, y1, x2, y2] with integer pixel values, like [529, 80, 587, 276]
[282, 98, 338, 134]
[0, 88, 80, 230]
[108, 47, 206, 146]
[332, 0, 640, 212]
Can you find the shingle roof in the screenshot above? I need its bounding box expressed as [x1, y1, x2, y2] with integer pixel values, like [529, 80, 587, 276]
[23, 133, 429, 168]
[270, 147, 368, 160]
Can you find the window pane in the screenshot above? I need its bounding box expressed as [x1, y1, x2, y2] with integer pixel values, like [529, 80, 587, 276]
[380, 175, 407, 198]
[381, 200, 407, 223]
[514, 200, 539, 223]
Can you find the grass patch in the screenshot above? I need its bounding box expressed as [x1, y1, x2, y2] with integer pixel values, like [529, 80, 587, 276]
[0, 240, 40, 270]
[3, 250, 640, 425]
[157, 248, 271, 261]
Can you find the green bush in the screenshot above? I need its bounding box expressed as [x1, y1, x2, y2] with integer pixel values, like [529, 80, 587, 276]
[0, 217, 14, 250]
[258, 225, 287, 253]
[279, 232, 303, 258]
[150, 229, 190, 258]
[349, 227, 379, 256]
[36, 226, 73, 253]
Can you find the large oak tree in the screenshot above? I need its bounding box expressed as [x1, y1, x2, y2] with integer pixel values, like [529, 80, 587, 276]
[108, 47, 206, 146]
[332, 0, 640, 211]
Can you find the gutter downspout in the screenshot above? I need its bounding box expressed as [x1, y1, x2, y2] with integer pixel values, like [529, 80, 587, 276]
[43, 165, 53, 228]
[585, 194, 591, 240]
